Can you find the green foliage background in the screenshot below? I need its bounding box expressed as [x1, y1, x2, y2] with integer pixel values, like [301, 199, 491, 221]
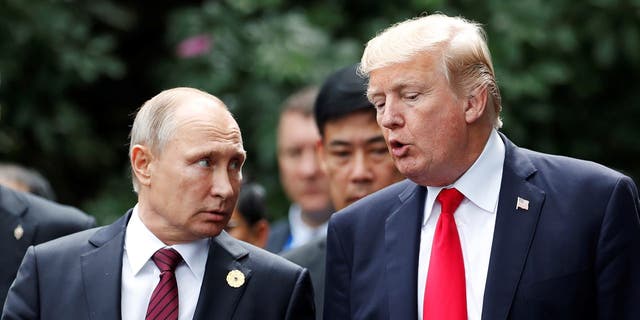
[1, 0, 638, 225]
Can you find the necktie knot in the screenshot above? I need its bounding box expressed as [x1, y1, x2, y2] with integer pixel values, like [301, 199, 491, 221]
[151, 248, 182, 273]
[437, 188, 464, 216]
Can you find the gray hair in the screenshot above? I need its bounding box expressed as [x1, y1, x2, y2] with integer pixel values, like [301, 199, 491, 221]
[360, 14, 502, 128]
[0, 163, 56, 200]
[128, 87, 225, 192]
[279, 86, 319, 118]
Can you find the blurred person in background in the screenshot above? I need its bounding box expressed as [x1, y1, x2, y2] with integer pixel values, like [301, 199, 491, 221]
[225, 182, 270, 248]
[0, 181, 95, 309]
[284, 64, 404, 319]
[0, 162, 56, 201]
[2, 87, 314, 320]
[266, 86, 333, 253]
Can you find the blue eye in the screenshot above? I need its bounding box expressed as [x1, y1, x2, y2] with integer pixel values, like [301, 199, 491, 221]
[198, 159, 211, 167]
[229, 160, 240, 170]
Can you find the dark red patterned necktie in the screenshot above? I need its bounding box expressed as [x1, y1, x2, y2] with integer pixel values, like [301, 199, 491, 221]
[424, 188, 467, 320]
[146, 248, 182, 320]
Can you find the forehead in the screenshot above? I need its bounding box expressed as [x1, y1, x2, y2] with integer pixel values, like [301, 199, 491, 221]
[170, 100, 245, 152]
[323, 111, 381, 143]
[367, 53, 442, 95]
[277, 111, 319, 145]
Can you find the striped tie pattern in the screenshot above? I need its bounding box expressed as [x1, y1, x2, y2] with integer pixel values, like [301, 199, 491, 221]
[146, 248, 182, 320]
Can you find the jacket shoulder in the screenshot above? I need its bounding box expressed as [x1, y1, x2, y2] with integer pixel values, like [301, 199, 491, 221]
[21, 191, 95, 227]
[332, 179, 418, 225]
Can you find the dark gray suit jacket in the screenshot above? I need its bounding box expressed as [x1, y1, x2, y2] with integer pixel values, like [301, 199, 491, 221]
[325, 134, 640, 320]
[283, 236, 326, 320]
[2, 211, 315, 320]
[0, 185, 95, 308]
[265, 218, 291, 253]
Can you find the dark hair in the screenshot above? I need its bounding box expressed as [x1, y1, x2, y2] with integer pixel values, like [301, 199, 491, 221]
[237, 182, 267, 226]
[0, 163, 56, 200]
[314, 63, 375, 136]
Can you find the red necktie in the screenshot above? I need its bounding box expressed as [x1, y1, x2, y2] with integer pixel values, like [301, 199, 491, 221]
[146, 248, 182, 320]
[424, 188, 467, 320]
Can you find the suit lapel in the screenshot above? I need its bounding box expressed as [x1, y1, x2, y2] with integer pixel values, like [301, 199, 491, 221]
[385, 182, 425, 320]
[0, 187, 36, 273]
[481, 135, 545, 320]
[193, 232, 251, 320]
[81, 213, 130, 320]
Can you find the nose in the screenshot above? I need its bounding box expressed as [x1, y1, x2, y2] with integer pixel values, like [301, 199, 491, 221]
[298, 147, 322, 178]
[377, 98, 404, 129]
[211, 168, 235, 200]
[350, 150, 373, 183]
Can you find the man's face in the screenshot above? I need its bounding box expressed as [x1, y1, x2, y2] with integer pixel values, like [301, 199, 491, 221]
[319, 110, 403, 211]
[225, 210, 256, 244]
[277, 111, 330, 212]
[138, 99, 246, 244]
[367, 52, 470, 187]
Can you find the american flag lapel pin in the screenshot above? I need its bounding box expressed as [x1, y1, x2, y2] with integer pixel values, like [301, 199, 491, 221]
[516, 197, 529, 211]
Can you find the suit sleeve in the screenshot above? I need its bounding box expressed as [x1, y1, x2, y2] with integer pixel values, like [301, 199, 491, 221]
[284, 268, 315, 320]
[323, 220, 351, 320]
[1, 246, 40, 320]
[595, 176, 640, 320]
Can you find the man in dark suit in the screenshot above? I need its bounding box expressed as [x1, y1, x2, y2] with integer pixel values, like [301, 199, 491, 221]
[0, 185, 95, 309]
[284, 64, 403, 319]
[0, 162, 57, 200]
[324, 13, 640, 320]
[3, 87, 315, 320]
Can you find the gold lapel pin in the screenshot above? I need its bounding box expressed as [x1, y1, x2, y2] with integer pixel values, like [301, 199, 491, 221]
[226, 269, 245, 288]
[516, 197, 529, 211]
[14, 224, 24, 240]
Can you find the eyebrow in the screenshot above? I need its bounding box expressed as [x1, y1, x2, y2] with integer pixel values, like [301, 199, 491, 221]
[366, 136, 386, 144]
[328, 135, 386, 147]
[367, 80, 427, 101]
[366, 90, 379, 102]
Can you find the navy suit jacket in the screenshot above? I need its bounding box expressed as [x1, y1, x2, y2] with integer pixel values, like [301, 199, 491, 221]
[324, 134, 640, 320]
[0, 185, 95, 308]
[2, 211, 315, 320]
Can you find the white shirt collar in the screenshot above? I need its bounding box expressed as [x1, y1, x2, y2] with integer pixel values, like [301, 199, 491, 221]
[288, 203, 328, 248]
[423, 129, 505, 226]
[124, 204, 210, 281]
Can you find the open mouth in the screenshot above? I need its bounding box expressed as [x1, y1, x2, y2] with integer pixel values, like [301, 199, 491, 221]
[389, 139, 409, 157]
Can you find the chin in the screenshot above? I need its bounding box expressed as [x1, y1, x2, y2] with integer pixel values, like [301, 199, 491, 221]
[196, 224, 226, 238]
[301, 201, 330, 213]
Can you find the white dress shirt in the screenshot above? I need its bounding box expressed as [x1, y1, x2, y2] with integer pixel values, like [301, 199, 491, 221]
[417, 130, 505, 320]
[121, 205, 210, 320]
[287, 203, 328, 249]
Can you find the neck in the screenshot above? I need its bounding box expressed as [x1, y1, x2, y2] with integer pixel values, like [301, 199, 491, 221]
[299, 206, 333, 227]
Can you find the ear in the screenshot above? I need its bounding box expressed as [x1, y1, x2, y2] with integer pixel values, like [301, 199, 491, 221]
[131, 144, 154, 187]
[464, 85, 488, 124]
[316, 139, 329, 174]
[253, 219, 270, 249]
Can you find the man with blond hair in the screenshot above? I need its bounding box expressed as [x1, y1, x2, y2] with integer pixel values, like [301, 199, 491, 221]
[324, 13, 640, 320]
[3, 87, 315, 320]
